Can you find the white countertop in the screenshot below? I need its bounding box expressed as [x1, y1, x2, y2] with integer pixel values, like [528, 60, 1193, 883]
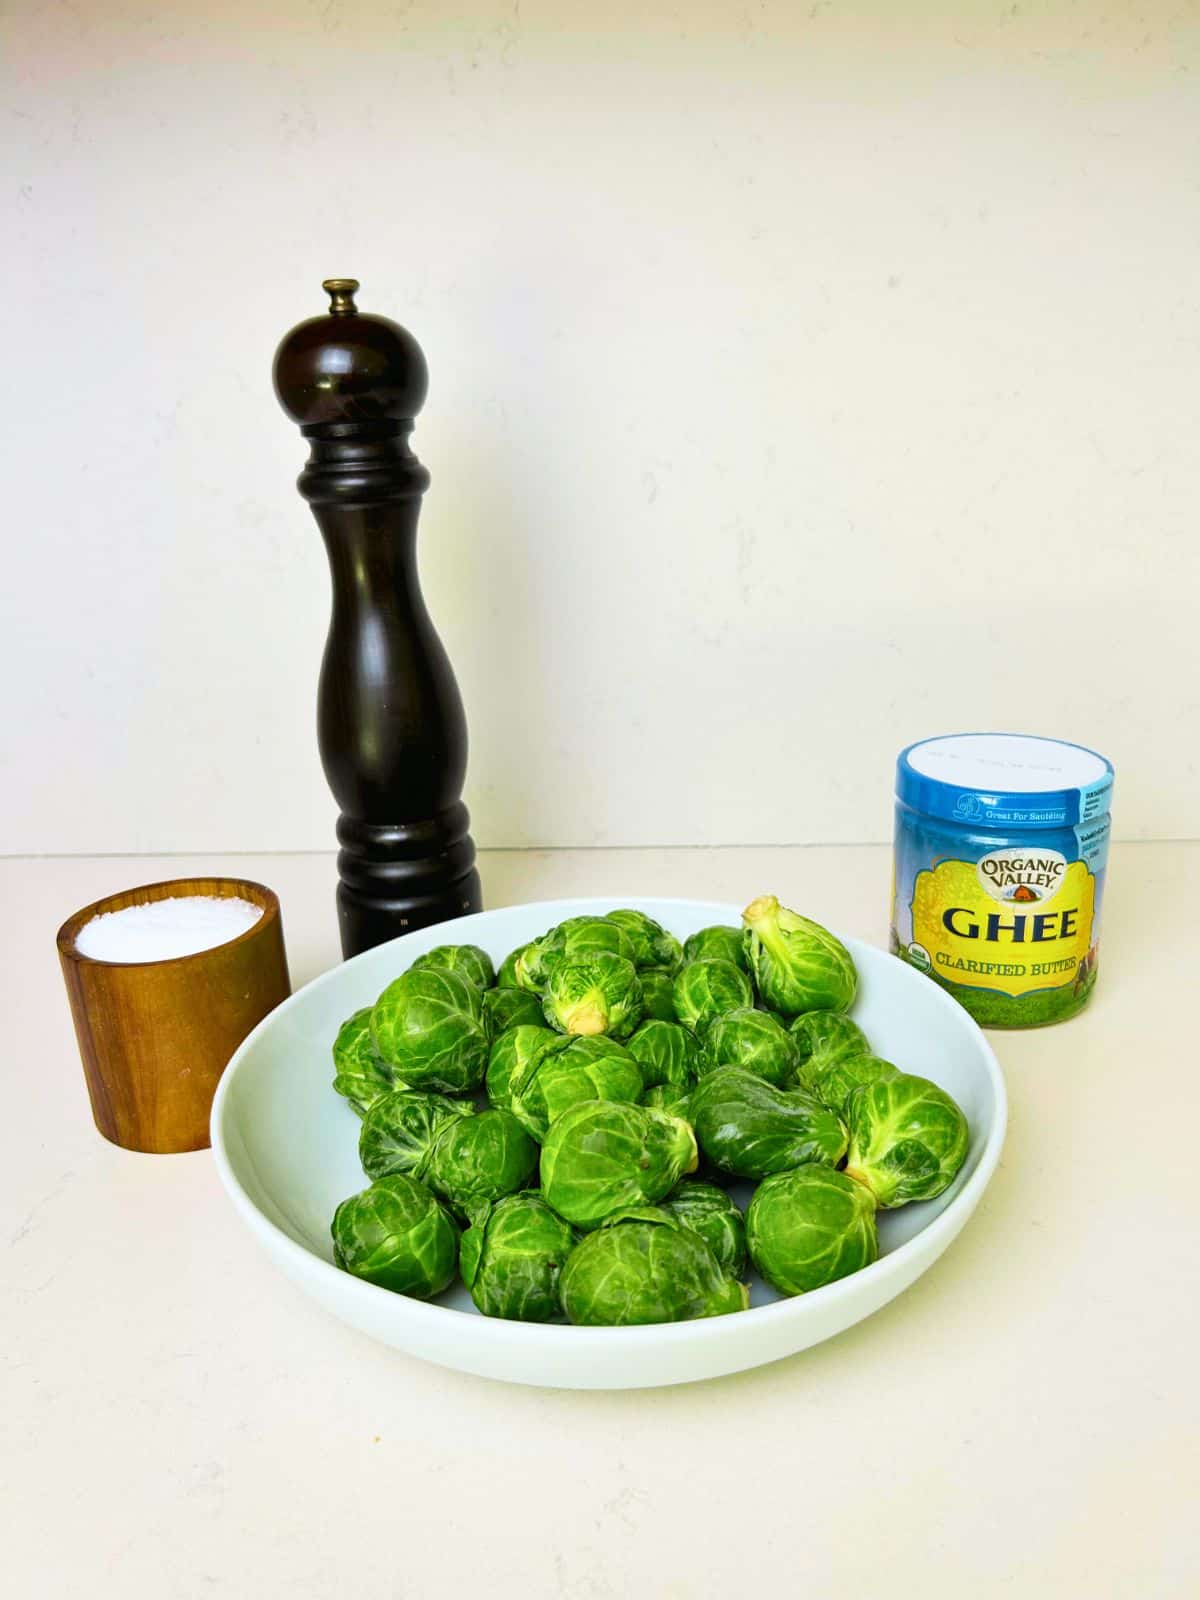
[6, 845, 1197, 1598]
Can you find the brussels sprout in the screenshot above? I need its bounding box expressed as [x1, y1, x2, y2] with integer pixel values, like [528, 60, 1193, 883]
[331, 1006, 395, 1116]
[516, 916, 638, 991]
[682, 925, 749, 971]
[642, 1083, 693, 1118]
[459, 1193, 577, 1322]
[358, 1089, 474, 1180]
[542, 953, 644, 1039]
[410, 942, 495, 991]
[627, 1020, 698, 1091]
[741, 894, 857, 1017]
[370, 969, 488, 1094]
[638, 967, 678, 1021]
[481, 985, 545, 1041]
[699, 1007, 800, 1087]
[576, 1034, 640, 1064]
[757, 1005, 792, 1029]
[559, 1208, 748, 1325]
[484, 1024, 563, 1109]
[331, 1174, 458, 1299]
[746, 1166, 878, 1295]
[790, 1010, 881, 1109]
[662, 1180, 748, 1278]
[496, 945, 528, 989]
[539, 1100, 698, 1230]
[844, 1073, 969, 1208]
[806, 1053, 900, 1118]
[512, 929, 553, 991]
[690, 1068, 848, 1179]
[421, 1107, 539, 1220]
[605, 909, 683, 972]
[509, 1035, 643, 1141]
[789, 1009, 871, 1072]
[672, 959, 753, 1035]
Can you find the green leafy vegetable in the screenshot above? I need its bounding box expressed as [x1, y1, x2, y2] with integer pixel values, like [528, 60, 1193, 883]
[481, 985, 545, 1041]
[459, 1194, 576, 1322]
[509, 1035, 644, 1141]
[495, 945, 528, 989]
[330, 895, 975, 1320]
[370, 968, 488, 1094]
[844, 1073, 969, 1207]
[787, 1009, 897, 1113]
[421, 1108, 539, 1220]
[746, 1166, 878, 1294]
[690, 1068, 848, 1179]
[789, 1010, 871, 1073]
[605, 909, 683, 972]
[742, 894, 857, 1016]
[637, 967, 678, 1021]
[641, 1083, 693, 1118]
[410, 943, 495, 991]
[809, 1053, 900, 1117]
[484, 1025, 564, 1110]
[682, 926, 748, 971]
[539, 1100, 698, 1230]
[517, 916, 638, 991]
[671, 959, 753, 1035]
[558, 1208, 748, 1326]
[331, 1174, 458, 1299]
[358, 1089, 474, 1180]
[331, 1006, 395, 1117]
[699, 1007, 800, 1086]
[627, 1019, 698, 1091]
[662, 1180, 748, 1278]
[542, 952, 644, 1039]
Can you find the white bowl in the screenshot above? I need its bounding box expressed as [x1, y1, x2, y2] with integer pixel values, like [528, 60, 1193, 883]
[211, 897, 1006, 1389]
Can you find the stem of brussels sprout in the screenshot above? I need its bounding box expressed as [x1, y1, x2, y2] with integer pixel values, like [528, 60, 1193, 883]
[842, 1166, 880, 1206]
[683, 1131, 699, 1175]
[723, 1281, 751, 1314]
[566, 1002, 606, 1035]
[742, 894, 777, 929]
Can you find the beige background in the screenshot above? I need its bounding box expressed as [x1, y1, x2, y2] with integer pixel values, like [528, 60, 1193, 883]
[4, 1, 1198, 854]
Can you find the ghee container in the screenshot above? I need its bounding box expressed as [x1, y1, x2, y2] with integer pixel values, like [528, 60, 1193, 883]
[891, 733, 1113, 1028]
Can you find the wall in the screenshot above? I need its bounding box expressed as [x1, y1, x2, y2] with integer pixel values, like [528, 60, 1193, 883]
[4, 1, 1197, 854]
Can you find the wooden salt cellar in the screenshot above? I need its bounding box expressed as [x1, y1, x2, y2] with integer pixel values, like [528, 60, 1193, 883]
[57, 878, 291, 1154]
[273, 279, 482, 957]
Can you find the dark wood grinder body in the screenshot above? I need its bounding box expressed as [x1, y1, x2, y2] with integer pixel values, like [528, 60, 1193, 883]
[273, 280, 481, 956]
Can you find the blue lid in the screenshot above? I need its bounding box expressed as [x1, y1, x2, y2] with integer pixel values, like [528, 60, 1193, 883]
[897, 733, 1114, 829]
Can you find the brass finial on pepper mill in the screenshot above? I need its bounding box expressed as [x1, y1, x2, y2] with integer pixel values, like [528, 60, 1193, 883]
[273, 279, 481, 956]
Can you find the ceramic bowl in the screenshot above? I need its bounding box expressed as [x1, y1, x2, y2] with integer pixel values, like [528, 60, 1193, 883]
[211, 898, 1006, 1389]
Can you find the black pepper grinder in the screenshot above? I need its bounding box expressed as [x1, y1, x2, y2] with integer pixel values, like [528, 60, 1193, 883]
[273, 278, 482, 957]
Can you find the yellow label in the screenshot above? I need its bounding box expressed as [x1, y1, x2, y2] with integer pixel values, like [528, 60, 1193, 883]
[910, 857, 1095, 995]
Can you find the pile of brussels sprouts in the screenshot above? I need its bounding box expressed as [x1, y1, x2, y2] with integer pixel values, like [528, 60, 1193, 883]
[328, 895, 970, 1327]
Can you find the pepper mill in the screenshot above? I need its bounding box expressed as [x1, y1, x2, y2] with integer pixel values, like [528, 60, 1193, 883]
[273, 278, 481, 957]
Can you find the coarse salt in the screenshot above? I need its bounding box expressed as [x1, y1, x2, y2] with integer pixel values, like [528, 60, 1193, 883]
[74, 895, 264, 964]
